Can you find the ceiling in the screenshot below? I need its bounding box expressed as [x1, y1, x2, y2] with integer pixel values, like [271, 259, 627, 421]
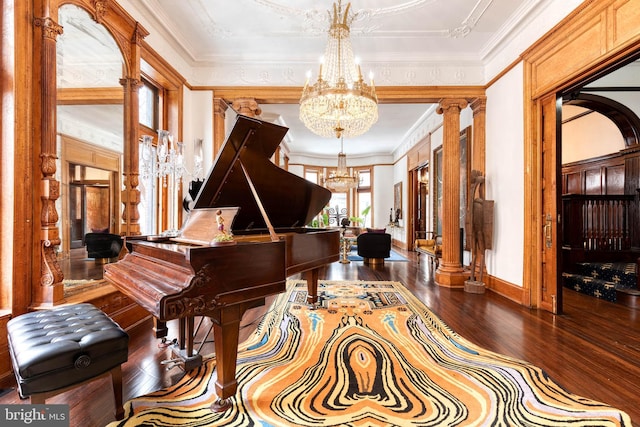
[58, 0, 553, 159]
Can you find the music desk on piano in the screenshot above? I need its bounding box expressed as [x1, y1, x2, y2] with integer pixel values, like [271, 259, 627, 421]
[104, 115, 339, 411]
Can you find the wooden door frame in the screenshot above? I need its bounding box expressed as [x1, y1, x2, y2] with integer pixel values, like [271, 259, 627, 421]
[521, 0, 640, 310]
[60, 135, 122, 259]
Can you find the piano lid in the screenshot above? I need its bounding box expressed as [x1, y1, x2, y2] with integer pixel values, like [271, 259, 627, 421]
[193, 114, 332, 231]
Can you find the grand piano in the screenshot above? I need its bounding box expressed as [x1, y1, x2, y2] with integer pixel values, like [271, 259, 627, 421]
[104, 115, 340, 411]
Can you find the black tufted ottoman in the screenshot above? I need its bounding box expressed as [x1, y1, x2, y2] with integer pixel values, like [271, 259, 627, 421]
[7, 303, 129, 419]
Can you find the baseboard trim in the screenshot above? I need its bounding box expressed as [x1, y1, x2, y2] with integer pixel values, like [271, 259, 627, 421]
[486, 274, 525, 305]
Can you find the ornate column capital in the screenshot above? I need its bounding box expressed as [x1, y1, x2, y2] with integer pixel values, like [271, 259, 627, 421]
[470, 97, 487, 114]
[132, 22, 149, 44]
[231, 98, 262, 117]
[34, 17, 63, 41]
[120, 77, 143, 91]
[436, 98, 469, 115]
[214, 98, 229, 117]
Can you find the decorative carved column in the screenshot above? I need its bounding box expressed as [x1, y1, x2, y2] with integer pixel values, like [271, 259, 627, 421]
[435, 98, 469, 288]
[471, 97, 487, 198]
[120, 77, 142, 236]
[213, 98, 228, 158]
[120, 21, 147, 236]
[33, 13, 64, 306]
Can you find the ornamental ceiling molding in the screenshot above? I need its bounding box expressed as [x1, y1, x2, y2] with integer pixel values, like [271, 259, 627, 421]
[251, 0, 494, 38]
[190, 61, 485, 87]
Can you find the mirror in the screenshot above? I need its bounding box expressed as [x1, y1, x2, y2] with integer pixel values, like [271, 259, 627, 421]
[57, 4, 124, 290]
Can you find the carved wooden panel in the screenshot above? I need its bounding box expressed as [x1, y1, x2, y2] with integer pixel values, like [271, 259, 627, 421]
[524, 0, 640, 99]
[530, 14, 605, 97]
[613, 0, 640, 46]
[562, 152, 625, 196]
[605, 164, 625, 194]
[564, 171, 582, 194]
[585, 168, 602, 194]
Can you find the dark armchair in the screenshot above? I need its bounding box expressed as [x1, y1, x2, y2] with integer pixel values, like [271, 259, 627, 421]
[84, 232, 123, 263]
[357, 232, 391, 265]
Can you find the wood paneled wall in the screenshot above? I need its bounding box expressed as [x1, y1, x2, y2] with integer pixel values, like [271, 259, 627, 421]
[562, 153, 625, 195]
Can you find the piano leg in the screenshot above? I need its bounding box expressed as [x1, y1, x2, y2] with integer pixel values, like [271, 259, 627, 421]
[153, 318, 168, 339]
[306, 268, 320, 308]
[209, 299, 265, 412]
[178, 317, 187, 349]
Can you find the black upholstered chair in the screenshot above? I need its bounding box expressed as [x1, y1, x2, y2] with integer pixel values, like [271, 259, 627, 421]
[84, 232, 123, 263]
[357, 232, 391, 265]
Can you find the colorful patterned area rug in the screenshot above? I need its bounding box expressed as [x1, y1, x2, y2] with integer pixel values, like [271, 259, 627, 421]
[109, 280, 631, 426]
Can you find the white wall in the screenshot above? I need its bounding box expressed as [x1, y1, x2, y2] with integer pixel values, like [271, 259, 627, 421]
[562, 108, 625, 164]
[373, 165, 394, 230]
[181, 88, 213, 196]
[288, 164, 304, 178]
[485, 62, 525, 288]
[484, 0, 586, 82]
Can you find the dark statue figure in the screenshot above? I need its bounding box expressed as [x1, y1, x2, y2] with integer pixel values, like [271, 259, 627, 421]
[466, 170, 494, 288]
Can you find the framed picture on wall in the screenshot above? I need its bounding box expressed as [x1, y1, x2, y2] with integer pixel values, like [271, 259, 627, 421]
[394, 182, 402, 225]
[432, 125, 472, 242]
[460, 126, 471, 249]
[433, 146, 443, 236]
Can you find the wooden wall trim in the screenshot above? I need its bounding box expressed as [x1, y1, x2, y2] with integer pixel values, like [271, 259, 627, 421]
[140, 43, 187, 89]
[486, 274, 526, 306]
[57, 87, 123, 105]
[522, 0, 640, 98]
[202, 86, 486, 105]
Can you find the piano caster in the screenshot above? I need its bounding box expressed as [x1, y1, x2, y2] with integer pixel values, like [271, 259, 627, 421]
[306, 297, 319, 310]
[210, 397, 232, 413]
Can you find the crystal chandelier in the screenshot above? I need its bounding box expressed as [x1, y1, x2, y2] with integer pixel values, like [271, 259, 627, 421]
[139, 131, 202, 236]
[299, 1, 378, 139]
[324, 137, 358, 192]
[140, 131, 205, 184]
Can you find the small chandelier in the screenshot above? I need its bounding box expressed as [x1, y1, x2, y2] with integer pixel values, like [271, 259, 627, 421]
[139, 132, 204, 186]
[324, 137, 358, 192]
[299, 1, 378, 139]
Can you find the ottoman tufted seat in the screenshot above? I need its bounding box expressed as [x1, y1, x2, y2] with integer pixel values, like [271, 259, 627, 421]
[7, 303, 129, 419]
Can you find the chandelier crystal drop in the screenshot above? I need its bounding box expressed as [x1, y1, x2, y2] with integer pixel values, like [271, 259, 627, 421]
[299, 1, 378, 139]
[324, 137, 358, 192]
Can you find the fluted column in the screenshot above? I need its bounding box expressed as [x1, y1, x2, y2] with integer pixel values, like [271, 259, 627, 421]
[33, 12, 64, 306]
[213, 98, 229, 158]
[471, 97, 487, 198]
[435, 98, 469, 288]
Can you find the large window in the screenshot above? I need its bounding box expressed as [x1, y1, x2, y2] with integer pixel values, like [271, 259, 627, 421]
[356, 168, 372, 227]
[139, 80, 158, 130]
[138, 141, 158, 235]
[305, 169, 320, 185]
[138, 78, 162, 235]
[327, 193, 348, 227]
[304, 165, 373, 228]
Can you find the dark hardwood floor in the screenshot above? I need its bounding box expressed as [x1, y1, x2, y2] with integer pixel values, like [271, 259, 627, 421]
[2, 249, 639, 427]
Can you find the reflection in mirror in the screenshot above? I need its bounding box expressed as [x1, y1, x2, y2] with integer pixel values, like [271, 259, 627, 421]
[56, 4, 124, 293]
